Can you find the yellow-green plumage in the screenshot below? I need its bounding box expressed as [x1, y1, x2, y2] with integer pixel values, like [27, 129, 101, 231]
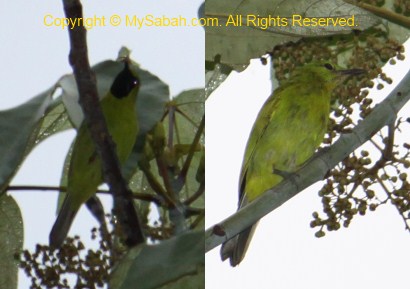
[221, 63, 364, 266]
[49, 62, 139, 248]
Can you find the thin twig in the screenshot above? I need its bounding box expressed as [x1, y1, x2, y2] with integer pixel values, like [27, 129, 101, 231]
[344, 0, 410, 29]
[7, 185, 165, 206]
[184, 181, 205, 205]
[178, 116, 205, 184]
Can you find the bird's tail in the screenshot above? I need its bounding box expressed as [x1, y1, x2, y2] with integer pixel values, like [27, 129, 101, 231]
[220, 221, 259, 266]
[49, 196, 78, 249]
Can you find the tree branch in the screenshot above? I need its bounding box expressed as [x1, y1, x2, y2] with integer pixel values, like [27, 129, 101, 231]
[7, 185, 165, 207]
[344, 0, 410, 29]
[62, 0, 144, 246]
[205, 67, 410, 253]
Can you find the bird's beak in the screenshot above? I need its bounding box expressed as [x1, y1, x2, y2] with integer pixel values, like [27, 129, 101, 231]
[336, 68, 366, 76]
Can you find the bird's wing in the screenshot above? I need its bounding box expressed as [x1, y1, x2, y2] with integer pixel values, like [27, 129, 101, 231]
[66, 124, 102, 209]
[238, 90, 282, 206]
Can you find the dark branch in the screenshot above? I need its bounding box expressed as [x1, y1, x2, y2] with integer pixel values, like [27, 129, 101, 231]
[61, 0, 144, 246]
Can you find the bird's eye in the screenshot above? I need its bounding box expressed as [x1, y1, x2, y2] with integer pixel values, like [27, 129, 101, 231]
[324, 63, 334, 70]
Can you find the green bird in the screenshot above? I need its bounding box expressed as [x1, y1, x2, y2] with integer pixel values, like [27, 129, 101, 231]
[220, 63, 364, 266]
[49, 60, 140, 248]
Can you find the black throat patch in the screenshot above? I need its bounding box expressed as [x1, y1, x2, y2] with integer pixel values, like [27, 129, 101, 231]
[110, 62, 139, 99]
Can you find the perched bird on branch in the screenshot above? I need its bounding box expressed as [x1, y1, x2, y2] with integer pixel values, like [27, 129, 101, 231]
[49, 59, 140, 248]
[221, 62, 364, 266]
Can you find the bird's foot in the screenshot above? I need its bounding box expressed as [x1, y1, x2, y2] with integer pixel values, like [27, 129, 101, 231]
[272, 168, 294, 179]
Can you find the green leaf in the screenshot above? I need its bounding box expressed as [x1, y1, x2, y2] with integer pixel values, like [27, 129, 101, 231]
[157, 265, 204, 289]
[0, 195, 23, 289]
[0, 92, 53, 192]
[110, 231, 204, 289]
[205, 62, 232, 99]
[35, 99, 72, 144]
[206, 0, 380, 70]
[173, 89, 204, 135]
[172, 89, 205, 209]
[135, 64, 170, 138]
